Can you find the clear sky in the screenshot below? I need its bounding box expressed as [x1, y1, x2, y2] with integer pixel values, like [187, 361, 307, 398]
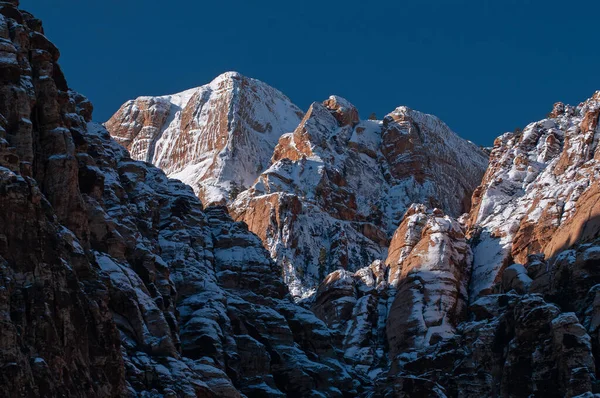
[20, 0, 600, 146]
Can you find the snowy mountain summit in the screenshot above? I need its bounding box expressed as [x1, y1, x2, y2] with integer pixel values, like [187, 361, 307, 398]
[106, 72, 304, 205]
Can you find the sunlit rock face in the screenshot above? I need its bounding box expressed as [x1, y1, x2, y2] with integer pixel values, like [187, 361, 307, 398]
[467, 93, 600, 301]
[106, 71, 304, 206]
[385, 205, 472, 358]
[231, 96, 488, 299]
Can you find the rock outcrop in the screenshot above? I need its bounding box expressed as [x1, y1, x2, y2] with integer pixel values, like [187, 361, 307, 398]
[467, 92, 600, 301]
[385, 205, 471, 358]
[309, 205, 473, 382]
[231, 97, 488, 298]
[107, 77, 488, 300]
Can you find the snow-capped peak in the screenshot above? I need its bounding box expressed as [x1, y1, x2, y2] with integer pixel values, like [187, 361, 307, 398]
[105, 72, 304, 205]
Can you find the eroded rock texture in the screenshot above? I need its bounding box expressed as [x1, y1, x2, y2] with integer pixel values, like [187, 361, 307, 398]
[467, 94, 600, 301]
[368, 94, 600, 396]
[385, 205, 471, 358]
[4, 1, 600, 397]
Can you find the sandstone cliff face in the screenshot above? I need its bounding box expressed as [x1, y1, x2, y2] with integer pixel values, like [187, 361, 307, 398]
[0, 3, 358, 397]
[308, 206, 473, 382]
[231, 96, 488, 298]
[106, 71, 304, 206]
[385, 205, 471, 358]
[468, 94, 600, 301]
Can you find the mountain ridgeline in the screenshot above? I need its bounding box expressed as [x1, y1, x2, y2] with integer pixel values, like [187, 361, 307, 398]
[1, 2, 600, 397]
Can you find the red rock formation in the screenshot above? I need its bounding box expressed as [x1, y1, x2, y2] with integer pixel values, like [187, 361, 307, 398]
[385, 206, 471, 357]
[468, 93, 600, 301]
[106, 72, 303, 206]
[232, 97, 487, 298]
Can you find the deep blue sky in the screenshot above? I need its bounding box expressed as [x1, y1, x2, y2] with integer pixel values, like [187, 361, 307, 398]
[21, 0, 600, 146]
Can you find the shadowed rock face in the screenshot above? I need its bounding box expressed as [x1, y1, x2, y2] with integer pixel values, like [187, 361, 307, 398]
[377, 293, 596, 398]
[0, 4, 124, 396]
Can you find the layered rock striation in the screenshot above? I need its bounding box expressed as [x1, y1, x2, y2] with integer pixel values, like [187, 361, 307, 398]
[106, 71, 304, 206]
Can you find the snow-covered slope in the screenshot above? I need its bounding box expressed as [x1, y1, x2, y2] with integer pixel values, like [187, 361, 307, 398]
[231, 96, 488, 298]
[467, 94, 600, 300]
[105, 72, 304, 205]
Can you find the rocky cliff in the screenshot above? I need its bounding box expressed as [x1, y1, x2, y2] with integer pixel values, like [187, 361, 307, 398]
[0, 3, 358, 396]
[3, 1, 600, 397]
[306, 95, 600, 396]
[467, 94, 600, 301]
[230, 96, 488, 298]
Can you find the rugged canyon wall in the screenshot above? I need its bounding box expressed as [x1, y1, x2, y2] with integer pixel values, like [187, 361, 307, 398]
[0, 3, 359, 396]
[3, 1, 600, 397]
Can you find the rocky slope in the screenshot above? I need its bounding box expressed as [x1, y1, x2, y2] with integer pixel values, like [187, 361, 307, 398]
[106, 71, 304, 206]
[231, 96, 488, 298]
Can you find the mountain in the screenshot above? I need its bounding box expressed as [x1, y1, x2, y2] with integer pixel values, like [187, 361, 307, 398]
[108, 74, 488, 299]
[231, 96, 488, 297]
[3, 1, 600, 397]
[106, 72, 304, 206]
